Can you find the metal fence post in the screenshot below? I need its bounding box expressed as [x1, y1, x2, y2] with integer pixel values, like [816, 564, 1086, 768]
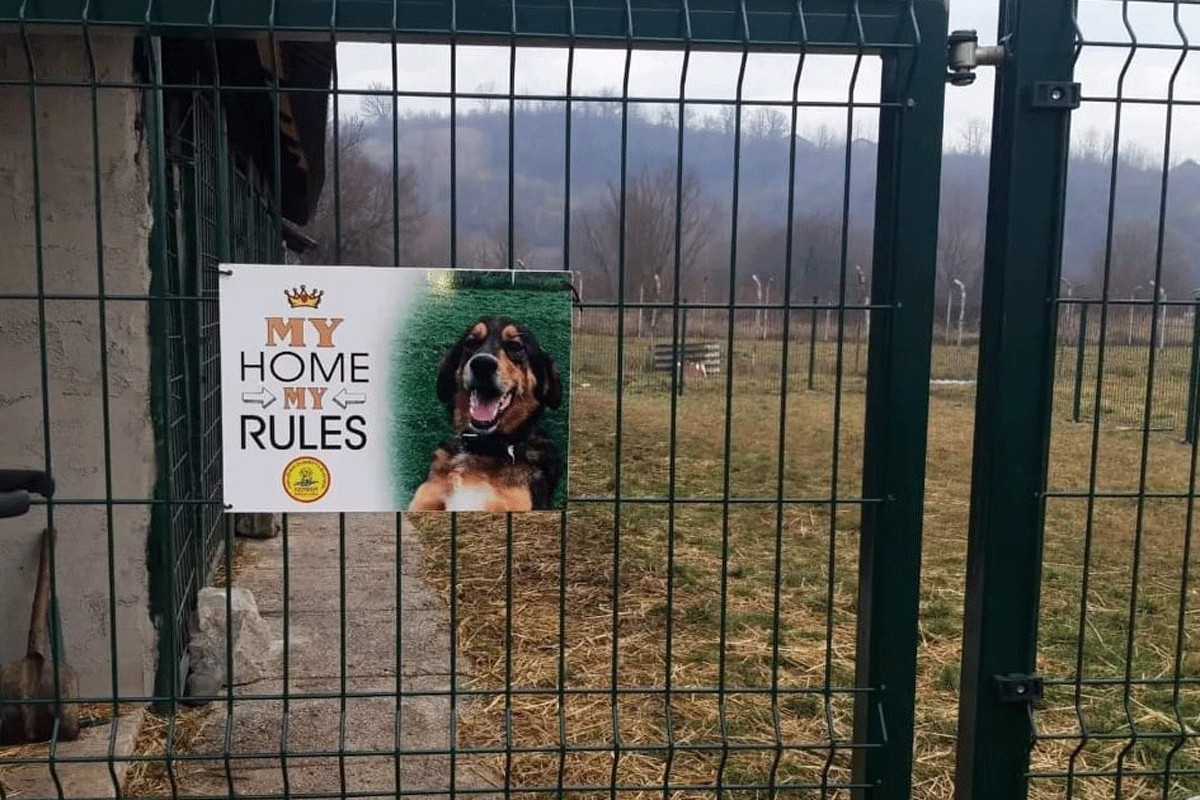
[678, 301, 688, 397]
[955, 0, 1077, 797]
[1185, 294, 1200, 444]
[807, 295, 818, 391]
[851, 2, 948, 796]
[142, 35, 182, 714]
[1072, 300, 1088, 423]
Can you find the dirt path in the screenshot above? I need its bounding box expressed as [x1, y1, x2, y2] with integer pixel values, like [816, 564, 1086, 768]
[181, 514, 499, 799]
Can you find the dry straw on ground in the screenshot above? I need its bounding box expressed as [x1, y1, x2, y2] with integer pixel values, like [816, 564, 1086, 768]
[412, 372, 1199, 800]
[9, 344, 1193, 799]
[122, 707, 216, 797]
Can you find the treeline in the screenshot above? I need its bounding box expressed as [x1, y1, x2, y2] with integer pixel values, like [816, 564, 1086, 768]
[301, 103, 1200, 334]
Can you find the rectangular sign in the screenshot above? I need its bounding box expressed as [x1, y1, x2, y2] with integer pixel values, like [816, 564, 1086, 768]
[219, 265, 572, 513]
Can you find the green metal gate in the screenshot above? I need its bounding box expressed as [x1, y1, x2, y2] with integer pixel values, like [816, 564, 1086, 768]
[0, 2, 949, 797]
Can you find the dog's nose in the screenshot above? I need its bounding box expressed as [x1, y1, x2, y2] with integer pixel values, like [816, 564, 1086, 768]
[467, 353, 498, 383]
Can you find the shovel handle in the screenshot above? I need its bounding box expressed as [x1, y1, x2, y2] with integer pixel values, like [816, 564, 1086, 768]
[0, 469, 54, 498]
[0, 490, 32, 519]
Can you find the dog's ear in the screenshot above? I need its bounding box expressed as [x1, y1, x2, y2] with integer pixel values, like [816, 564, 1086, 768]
[435, 337, 467, 408]
[531, 342, 563, 410]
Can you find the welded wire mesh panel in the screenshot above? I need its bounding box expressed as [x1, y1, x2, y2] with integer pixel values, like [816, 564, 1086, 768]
[321, 36, 898, 797]
[0, 2, 946, 799]
[1030, 1, 1200, 797]
[1055, 300, 1200, 431]
[145, 81, 285, 700]
[159, 105, 200, 695]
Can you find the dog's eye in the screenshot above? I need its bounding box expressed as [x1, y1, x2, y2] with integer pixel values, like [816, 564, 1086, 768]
[502, 339, 525, 356]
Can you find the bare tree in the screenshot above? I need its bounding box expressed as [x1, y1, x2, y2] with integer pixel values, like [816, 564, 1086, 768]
[475, 80, 501, 115]
[303, 115, 427, 266]
[852, 118, 872, 143]
[717, 106, 738, 136]
[809, 123, 840, 151]
[360, 80, 394, 124]
[937, 177, 986, 336]
[1075, 126, 1104, 163]
[1119, 142, 1157, 172]
[957, 116, 989, 155]
[748, 108, 789, 140]
[793, 214, 847, 300]
[1087, 220, 1188, 300]
[654, 104, 678, 130]
[577, 165, 716, 333]
[473, 223, 531, 269]
[1086, 220, 1191, 347]
[733, 213, 872, 342]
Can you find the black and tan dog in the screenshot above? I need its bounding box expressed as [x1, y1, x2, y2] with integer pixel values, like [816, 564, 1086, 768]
[408, 316, 563, 512]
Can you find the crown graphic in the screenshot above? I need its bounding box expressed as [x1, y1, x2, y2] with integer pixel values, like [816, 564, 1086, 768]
[284, 284, 323, 309]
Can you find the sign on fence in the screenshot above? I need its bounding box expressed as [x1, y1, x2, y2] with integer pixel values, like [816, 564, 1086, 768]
[220, 265, 572, 513]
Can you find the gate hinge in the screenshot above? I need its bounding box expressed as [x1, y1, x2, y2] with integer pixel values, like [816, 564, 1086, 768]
[992, 673, 1044, 704]
[947, 29, 1005, 86]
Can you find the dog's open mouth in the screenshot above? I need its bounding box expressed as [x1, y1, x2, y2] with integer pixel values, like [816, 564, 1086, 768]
[469, 389, 514, 430]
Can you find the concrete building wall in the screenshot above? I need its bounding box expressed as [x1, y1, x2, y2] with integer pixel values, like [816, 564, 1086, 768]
[0, 32, 157, 697]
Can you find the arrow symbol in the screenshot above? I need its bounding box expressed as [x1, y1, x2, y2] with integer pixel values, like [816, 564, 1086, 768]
[242, 387, 276, 408]
[333, 388, 366, 409]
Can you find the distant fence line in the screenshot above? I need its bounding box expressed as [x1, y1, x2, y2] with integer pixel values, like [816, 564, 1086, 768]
[574, 303, 1200, 434]
[575, 303, 872, 344]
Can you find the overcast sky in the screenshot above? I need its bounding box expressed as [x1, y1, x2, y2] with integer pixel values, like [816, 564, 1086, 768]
[333, 0, 1200, 162]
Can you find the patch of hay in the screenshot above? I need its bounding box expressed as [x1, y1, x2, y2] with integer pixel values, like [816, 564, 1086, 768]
[0, 743, 42, 796]
[121, 707, 216, 798]
[212, 539, 259, 589]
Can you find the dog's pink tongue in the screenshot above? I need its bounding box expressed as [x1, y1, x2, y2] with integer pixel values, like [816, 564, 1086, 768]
[470, 396, 500, 423]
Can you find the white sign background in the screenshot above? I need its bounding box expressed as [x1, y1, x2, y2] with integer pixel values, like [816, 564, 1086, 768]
[220, 264, 417, 513]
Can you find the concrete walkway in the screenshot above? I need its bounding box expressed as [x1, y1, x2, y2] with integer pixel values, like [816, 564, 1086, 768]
[181, 514, 499, 799]
[0, 710, 144, 799]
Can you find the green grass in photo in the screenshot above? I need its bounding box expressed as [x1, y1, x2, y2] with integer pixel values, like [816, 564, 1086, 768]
[389, 270, 573, 508]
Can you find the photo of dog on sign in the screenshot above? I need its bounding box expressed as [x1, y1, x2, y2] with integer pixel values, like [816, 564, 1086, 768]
[391, 270, 572, 513]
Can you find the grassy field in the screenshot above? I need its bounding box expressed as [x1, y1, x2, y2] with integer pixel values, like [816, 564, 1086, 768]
[574, 329, 1197, 430]
[1056, 342, 1195, 431]
[410, 336, 1199, 799]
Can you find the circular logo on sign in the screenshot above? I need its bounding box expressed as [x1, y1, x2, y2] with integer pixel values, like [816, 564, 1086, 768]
[281, 456, 331, 504]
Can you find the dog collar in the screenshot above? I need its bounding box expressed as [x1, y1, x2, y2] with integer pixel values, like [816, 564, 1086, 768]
[458, 431, 522, 463]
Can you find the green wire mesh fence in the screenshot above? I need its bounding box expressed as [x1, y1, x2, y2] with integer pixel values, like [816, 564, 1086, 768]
[149, 84, 286, 704]
[2, 1, 1197, 800]
[1028, 0, 1200, 796]
[957, 2, 1200, 799]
